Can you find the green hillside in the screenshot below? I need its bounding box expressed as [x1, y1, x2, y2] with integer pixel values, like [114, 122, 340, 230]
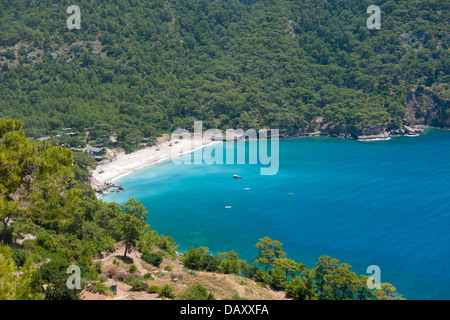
[0, 0, 448, 151]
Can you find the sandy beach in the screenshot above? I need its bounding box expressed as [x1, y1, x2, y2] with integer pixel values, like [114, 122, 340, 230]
[91, 135, 220, 192]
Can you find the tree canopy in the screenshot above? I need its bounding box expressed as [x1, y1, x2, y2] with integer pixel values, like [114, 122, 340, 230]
[0, 0, 448, 151]
[0, 118, 177, 299]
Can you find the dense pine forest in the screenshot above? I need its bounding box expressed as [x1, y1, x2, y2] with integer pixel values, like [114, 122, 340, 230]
[0, 0, 448, 151]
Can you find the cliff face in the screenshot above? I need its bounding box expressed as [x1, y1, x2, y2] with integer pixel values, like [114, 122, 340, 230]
[278, 86, 449, 141]
[279, 121, 424, 141]
[405, 86, 450, 128]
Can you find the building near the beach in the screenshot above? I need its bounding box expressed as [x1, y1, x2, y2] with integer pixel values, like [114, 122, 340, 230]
[84, 146, 106, 156]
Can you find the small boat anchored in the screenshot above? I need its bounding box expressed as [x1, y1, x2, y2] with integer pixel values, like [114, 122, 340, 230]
[233, 174, 242, 179]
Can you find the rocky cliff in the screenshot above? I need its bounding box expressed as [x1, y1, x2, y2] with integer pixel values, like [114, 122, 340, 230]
[405, 86, 450, 128]
[278, 121, 425, 141]
[278, 86, 448, 141]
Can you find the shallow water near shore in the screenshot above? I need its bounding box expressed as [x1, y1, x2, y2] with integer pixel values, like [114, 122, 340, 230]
[104, 129, 450, 300]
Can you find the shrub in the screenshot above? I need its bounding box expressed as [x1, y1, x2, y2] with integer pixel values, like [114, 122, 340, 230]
[142, 252, 163, 267]
[241, 263, 257, 279]
[85, 266, 100, 281]
[125, 278, 148, 292]
[255, 269, 270, 284]
[93, 282, 111, 295]
[285, 277, 311, 300]
[20, 239, 37, 252]
[147, 285, 159, 294]
[107, 268, 117, 279]
[36, 233, 57, 252]
[182, 247, 222, 272]
[164, 265, 172, 271]
[92, 261, 102, 274]
[269, 267, 287, 291]
[143, 273, 153, 280]
[116, 271, 128, 282]
[12, 249, 27, 267]
[98, 274, 108, 282]
[31, 259, 69, 293]
[179, 285, 215, 300]
[182, 246, 202, 270]
[129, 264, 137, 274]
[44, 274, 81, 300]
[200, 254, 221, 272]
[159, 284, 176, 299]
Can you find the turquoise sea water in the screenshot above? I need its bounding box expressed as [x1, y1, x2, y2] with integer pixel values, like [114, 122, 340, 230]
[104, 129, 450, 300]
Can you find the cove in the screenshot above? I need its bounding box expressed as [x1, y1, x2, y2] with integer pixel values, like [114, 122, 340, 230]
[104, 129, 450, 300]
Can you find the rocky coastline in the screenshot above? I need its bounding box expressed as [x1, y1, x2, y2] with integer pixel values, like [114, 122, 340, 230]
[278, 86, 449, 141]
[89, 176, 124, 196]
[277, 122, 427, 141]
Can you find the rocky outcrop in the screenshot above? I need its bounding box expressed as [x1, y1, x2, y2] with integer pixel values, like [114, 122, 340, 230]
[390, 125, 425, 136]
[277, 85, 448, 141]
[89, 176, 107, 194]
[405, 86, 450, 128]
[327, 123, 425, 141]
[89, 176, 123, 196]
[278, 121, 425, 141]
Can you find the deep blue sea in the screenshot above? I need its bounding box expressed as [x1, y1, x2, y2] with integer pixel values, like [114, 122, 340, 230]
[103, 129, 450, 300]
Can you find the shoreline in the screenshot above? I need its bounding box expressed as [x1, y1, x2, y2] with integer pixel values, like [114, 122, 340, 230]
[89, 125, 441, 195]
[90, 136, 220, 195]
[277, 124, 432, 141]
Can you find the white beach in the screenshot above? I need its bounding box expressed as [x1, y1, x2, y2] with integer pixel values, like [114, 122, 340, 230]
[91, 135, 220, 187]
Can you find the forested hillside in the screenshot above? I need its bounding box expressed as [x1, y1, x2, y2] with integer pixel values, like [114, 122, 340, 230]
[0, 0, 448, 150]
